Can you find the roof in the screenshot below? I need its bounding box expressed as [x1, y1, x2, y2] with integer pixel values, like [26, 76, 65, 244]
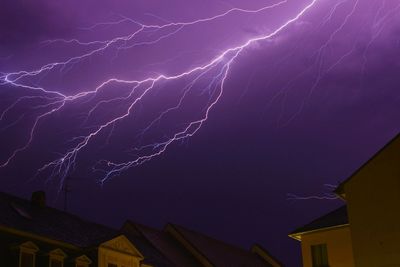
[0, 191, 281, 266]
[289, 206, 348, 240]
[0, 191, 117, 247]
[0, 191, 176, 266]
[123, 232, 175, 267]
[335, 132, 400, 196]
[123, 221, 203, 267]
[167, 223, 276, 267]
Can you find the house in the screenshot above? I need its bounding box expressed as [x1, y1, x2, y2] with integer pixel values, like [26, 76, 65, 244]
[0, 190, 281, 267]
[289, 206, 354, 267]
[289, 133, 400, 267]
[122, 222, 282, 267]
[0, 190, 169, 267]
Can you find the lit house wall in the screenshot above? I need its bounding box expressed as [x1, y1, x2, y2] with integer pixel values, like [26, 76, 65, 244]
[299, 226, 354, 267]
[343, 137, 400, 267]
[98, 235, 144, 267]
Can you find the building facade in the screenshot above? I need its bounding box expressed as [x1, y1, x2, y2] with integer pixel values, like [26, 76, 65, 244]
[0, 190, 281, 267]
[290, 133, 400, 267]
[289, 206, 354, 267]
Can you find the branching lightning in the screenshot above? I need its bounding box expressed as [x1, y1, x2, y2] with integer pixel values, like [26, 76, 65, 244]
[1, 0, 397, 187]
[287, 184, 339, 201]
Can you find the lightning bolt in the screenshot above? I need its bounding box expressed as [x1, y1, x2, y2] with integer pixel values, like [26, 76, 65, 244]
[287, 184, 339, 201]
[3, 0, 389, 187]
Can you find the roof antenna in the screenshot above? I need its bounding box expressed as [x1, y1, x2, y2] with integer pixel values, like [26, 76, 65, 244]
[62, 176, 72, 212]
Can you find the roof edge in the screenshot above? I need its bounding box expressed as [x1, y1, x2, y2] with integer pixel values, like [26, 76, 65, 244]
[164, 223, 214, 267]
[289, 223, 350, 241]
[336, 132, 400, 194]
[0, 224, 80, 250]
[252, 244, 283, 267]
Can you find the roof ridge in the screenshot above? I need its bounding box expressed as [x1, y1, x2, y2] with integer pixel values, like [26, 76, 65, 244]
[0, 190, 117, 231]
[169, 223, 254, 254]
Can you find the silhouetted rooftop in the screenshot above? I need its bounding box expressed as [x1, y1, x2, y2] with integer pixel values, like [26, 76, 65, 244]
[290, 205, 348, 238]
[124, 222, 203, 267]
[168, 223, 274, 267]
[0, 190, 280, 266]
[0, 191, 178, 266]
[336, 132, 400, 196]
[0, 191, 117, 247]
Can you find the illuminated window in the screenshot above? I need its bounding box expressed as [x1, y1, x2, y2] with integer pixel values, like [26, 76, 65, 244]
[311, 244, 329, 267]
[48, 249, 67, 267]
[19, 241, 39, 267]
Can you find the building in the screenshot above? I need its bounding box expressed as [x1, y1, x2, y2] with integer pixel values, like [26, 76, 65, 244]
[0, 190, 281, 267]
[289, 206, 354, 267]
[289, 133, 400, 267]
[122, 222, 281, 267]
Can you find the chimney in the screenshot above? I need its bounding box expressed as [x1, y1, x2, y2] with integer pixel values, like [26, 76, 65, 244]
[31, 191, 46, 208]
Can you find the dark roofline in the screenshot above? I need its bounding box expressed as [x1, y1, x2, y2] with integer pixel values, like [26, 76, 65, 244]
[251, 243, 284, 267]
[0, 191, 119, 247]
[335, 132, 400, 196]
[289, 205, 348, 239]
[122, 220, 173, 260]
[166, 223, 282, 267]
[165, 223, 214, 267]
[289, 224, 349, 241]
[0, 223, 80, 250]
[168, 223, 255, 256]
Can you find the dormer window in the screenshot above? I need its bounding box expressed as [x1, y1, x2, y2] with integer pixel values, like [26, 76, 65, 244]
[48, 249, 67, 267]
[75, 255, 92, 267]
[19, 241, 39, 267]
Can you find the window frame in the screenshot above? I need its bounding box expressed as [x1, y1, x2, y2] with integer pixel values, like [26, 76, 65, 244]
[311, 243, 329, 267]
[19, 250, 36, 267]
[19, 241, 39, 267]
[49, 258, 63, 267]
[48, 249, 67, 267]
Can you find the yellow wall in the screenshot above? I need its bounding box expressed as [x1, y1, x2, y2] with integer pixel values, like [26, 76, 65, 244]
[300, 226, 354, 267]
[344, 136, 400, 267]
[98, 236, 143, 267]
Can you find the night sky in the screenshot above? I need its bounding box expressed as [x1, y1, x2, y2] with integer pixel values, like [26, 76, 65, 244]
[1, 0, 400, 266]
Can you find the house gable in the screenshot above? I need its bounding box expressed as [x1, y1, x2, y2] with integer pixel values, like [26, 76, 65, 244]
[100, 235, 143, 258]
[336, 133, 400, 198]
[19, 241, 39, 252]
[75, 255, 92, 264]
[98, 235, 144, 267]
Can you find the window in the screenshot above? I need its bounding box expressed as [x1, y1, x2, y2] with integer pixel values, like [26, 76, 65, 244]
[20, 252, 34, 267]
[19, 241, 39, 267]
[48, 249, 67, 267]
[50, 259, 63, 267]
[311, 244, 329, 267]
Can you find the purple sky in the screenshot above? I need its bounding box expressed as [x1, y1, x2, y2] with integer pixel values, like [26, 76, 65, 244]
[1, 0, 400, 265]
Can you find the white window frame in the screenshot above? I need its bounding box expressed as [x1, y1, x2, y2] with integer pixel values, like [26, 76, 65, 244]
[19, 241, 39, 267]
[48, 248, 67, 267]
